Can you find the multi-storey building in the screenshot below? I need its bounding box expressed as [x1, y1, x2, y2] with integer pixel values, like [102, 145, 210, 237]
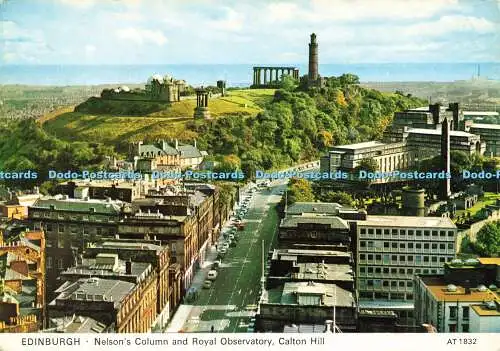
[48, 260, 157, 333]
[0, 230, 45, 332]
[28, 195, 124, 296]
[84, 240, 180, 328]
[355, 215, 457, 323]
[57, 180, 146, 203]
[414, 258, 500, 332]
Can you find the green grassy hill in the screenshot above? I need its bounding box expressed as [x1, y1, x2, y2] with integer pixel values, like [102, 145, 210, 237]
[43, 89, 274, 144]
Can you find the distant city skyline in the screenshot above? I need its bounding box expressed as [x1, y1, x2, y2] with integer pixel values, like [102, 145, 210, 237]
[1, 0, 499, 65]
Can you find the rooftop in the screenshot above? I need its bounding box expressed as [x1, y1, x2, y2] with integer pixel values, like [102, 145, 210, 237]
[62, 180, 138, 189]
[280, 215, 349, 230]
[421, 276, 499, 302]
[477, 258, 500, 265]
[333, 141, 386, 151]
[273, 248, 351, 259]
[286, 202, 348, 215]
[470, 123, 500, 130]
[60, 258, 151, 280]
[266, 281, 354, 307]
[51, 278, 135, 307]
[464, 111, 499, 116]
[97, 241, 163, 252]
[359, 215, 456, 229]
[407, 127, 477, 138]
[291, 263, 354, 282]
[48, 315, 109, 333]
[31, 196, 123, 214]
[470, 303, 500, 317]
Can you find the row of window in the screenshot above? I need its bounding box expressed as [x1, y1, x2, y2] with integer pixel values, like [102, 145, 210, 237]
[46, 224, 115, 235]
[46, 257, 64, 270]
[359, 266, 443, 276]
[360, 241, 454, 250]
[360, 279, 413, 288]
[360, 228, 455, 238]
[359, 253, 454, 264]
[359, 291, 413, 301]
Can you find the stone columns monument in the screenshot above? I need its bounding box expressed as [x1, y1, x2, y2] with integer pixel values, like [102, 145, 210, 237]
[194, 87, 211, 119]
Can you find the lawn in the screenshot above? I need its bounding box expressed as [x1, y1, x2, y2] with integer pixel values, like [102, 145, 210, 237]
[42, 89, 275, 144]
[455, 191, 500, 219]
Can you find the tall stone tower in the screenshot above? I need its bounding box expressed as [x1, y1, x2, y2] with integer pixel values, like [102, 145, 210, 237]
[440, 117, 451, 200]
[308, 33, 319, 82]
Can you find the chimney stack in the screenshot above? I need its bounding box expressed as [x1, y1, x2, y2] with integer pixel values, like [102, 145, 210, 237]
[429, 103, 440, 125]
[125, 260, 132, 275]
[440, 117, 451, 200]
[448, 103, 460, 131]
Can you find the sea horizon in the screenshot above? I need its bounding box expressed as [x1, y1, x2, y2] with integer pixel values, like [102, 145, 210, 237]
[1, 62, 499, 86]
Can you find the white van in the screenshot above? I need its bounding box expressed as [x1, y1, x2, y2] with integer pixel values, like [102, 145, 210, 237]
[207, 270, 218, 280]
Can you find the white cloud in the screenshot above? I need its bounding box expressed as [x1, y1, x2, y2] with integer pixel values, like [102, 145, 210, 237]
[116, 27, 168, 45]
[404, 15, 498, 37]
[110, 11, 144, 22]
[264, 3, 299, 22]
[85, 44, 96, 53]
[207, 8, 244, 31]
[58, 0, 100, 9]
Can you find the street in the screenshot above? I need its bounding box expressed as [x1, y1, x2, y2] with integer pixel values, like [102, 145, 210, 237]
[165, 180, 288, 333]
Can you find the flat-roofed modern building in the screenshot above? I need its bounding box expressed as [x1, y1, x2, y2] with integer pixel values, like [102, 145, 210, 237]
[356, 216, 457, 301]
[469, 123, 500, 157]
[414, 261, 500, 333]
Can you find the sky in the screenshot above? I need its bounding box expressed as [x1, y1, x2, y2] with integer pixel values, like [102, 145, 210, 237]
[1, 0, 499, 65]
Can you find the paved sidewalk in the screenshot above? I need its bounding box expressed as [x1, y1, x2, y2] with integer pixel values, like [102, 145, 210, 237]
[164, 238, 223, 332]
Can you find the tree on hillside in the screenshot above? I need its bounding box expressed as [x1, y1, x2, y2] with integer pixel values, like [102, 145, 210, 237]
[287, 178, 315, 204]
[355, 157, 379, 173]
[319, 191, 354, 206]
[474, 222, 500, 257]
[279, 75, 298, 91]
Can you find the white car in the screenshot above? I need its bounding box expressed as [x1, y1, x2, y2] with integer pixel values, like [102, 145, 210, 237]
[207, 270, 218, 280]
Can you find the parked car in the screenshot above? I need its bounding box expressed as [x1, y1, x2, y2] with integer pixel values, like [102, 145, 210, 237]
[207, 270, 218, 280]
[203, 280, 212, 289]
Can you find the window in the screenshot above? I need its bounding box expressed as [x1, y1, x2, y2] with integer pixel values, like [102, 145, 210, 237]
[376, 229, 382, 235]
[46, 223, 53, 232]
[360, 241, 366, 248]
[407, 281, 413, 288]
[408, 230, 414, 236]
[384, 242, 389, 248]
[448, 231, 454, 237]
[439, 243, 446, 250]
[449, 324, 457, 332]
[368, 267, 374, 273]
[462, 307, 469, 320]
[368, 254, 373, 261]
[449, 306, 458, 320]
[399, 229, 406, 236]
[399, 268, 405, 274]
[462, 324, 469, 332]
[423, 256, 429, 262]
[392, 229, 398, 236]
[392, 242, 398, 249]
[432, 230, 438, 237]
[375, 267, 382, 274]
[416, 255, 422, 264]
[384, 229, 390, 235]
[360, 254, 366, 260]
[383, 281, 389, 287]
[431, 257, 438, 263]
[408, 243, 414, 249]
[47, 257, 53, 269]
[57, 258, 64, 270]
[368, 228, 374, 235]
[400, 243, 406, 249]
[383, 268, 389, 274]
[415, 269, 421, 274]
[367, 280, 374, 287]
[367, 241, 374, 248]
[423, 269, 429, 274]
[399, 255, 406, 262]
[383, 255, 390, 264]
[440, 231, 446, 237]
[416, 230, 422, 237]
[424, 243, 430, 249]
[424, 230, 430, 237]
[374, 280, 381, 288]
[360, 228, 366, 234]
[407, 268, 413, 275]
[399, 281, 405, 287]
[390, 268, 397, 274]
[375, 254, 382, 261]
[391, 255, 398, 262]
[58, 224, 64, 233]
[432, 243, 438, 250]
[360, 267, 366, 274]
[408, 255, 413, 262]
[439, 257, 446, 263]
[391, 281, 397, 287]
[416, 243, 421, 249]
[448, 243, 454, 250]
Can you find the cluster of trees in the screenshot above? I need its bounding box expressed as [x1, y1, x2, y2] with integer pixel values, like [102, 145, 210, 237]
[189, 73, 424, 175]
[0, 119, 113, 191]
[462, 221, 500, 257]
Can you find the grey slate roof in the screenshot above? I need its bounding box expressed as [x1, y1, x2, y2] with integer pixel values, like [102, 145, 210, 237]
[286, 202, 348, 215]
[31, 197, 122, 215]
[280, 215, 349, 230]
[178, 144, 202, 159]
